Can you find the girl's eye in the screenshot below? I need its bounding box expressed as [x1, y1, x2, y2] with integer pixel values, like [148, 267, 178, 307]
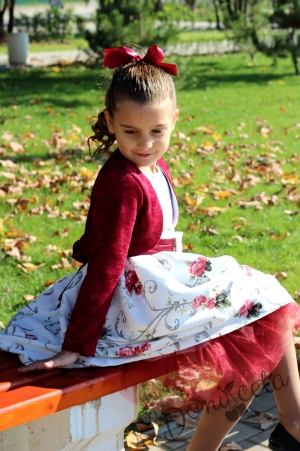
[125, 130, 136, 135]
[152, 129, 162, 134]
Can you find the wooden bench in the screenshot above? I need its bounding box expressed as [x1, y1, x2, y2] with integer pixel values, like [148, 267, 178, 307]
[0, 351, 177, 451]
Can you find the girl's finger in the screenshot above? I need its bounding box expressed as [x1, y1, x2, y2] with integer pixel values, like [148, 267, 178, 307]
[18, 351, 80, 372]
[18, 360, 48, 372]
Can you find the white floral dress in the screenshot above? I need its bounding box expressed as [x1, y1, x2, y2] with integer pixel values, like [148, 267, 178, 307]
[0, 168, 296, 370]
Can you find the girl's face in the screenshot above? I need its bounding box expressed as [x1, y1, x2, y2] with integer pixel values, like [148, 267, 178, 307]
[105, 98, 179, 174]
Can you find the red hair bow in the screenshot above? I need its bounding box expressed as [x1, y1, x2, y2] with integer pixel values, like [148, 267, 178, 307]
[103, 45, 178, 76]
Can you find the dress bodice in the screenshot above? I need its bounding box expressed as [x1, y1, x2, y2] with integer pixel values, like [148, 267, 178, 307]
[143, 165, 178, 239]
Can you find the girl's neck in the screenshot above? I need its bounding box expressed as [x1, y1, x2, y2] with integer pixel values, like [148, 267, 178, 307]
[138, 163, 158, 175]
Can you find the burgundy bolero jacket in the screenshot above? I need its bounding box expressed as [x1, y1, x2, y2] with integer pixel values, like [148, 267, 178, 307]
[62, 149, 176, 356]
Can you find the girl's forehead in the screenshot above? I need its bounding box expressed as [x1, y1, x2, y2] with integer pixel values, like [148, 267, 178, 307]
[114, 99, 175, 117]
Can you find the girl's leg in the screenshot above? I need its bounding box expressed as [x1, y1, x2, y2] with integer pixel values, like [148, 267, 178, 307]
[270, 342, 300, 441]
[186, 341, 300, 451]
[186, 387, 260, 451]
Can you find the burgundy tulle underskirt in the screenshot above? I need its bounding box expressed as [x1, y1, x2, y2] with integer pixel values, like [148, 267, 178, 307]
[139, 302, 300, 413]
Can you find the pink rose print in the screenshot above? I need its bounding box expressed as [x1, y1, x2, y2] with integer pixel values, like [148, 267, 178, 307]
[134, 282, 143, 295]
[206, 298, 216, 309]
[134, 343, 151, 355]
[238, 300, 254, 317]
[118, 343, 151, 357]
[25, 333, 38, 340]
[243, 265, 254, 276]
[192, 295, 207, 309]
[125, 270, 143, 295]
[189, 257, 209, 276]
[118, 345, 135, 357]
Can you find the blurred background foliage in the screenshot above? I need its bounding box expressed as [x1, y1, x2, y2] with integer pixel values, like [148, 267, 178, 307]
[1, 1, 300, 74]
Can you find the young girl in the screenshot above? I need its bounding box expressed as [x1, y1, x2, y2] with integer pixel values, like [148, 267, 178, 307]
[1, 45, 300, 451]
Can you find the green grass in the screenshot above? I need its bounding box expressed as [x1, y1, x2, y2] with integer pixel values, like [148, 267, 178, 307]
[0, 52, 300, 326]
[174, 29, 233, 44]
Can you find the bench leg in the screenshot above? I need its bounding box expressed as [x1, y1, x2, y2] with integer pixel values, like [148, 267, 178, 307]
[0, 385, 139, 451]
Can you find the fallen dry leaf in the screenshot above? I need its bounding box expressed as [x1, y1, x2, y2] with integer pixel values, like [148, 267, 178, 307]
[270, 233, 288, 240]
[284, 210, 300, 216]
[281, 173, 298, 184]
[213, 190, 233, 199]
[17, 263, 45, 273]
[294, 291, 300, 301]
[7, 247, 22, 260]
[8, 141, 24, 153]
[294, 336, 300, 348]
[201, 226, 219, 235]
[242, 410, 278, 430]
[125, 430, 151, 449]
[219, 442, 243, 451]
[271, 271, 287, 280]
[23, 294, 35, 302]
[188, 223, 199, 231]
[0, 159, 18, 168]
[232, 235, 244, 242]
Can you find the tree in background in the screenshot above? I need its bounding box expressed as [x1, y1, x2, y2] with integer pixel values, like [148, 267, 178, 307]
[154, 0, 163, 12]
[0, 0, 8, 42]
[220, 0, 250, 19]
[7, 0, 15, 33]
[213, 0, 223, 30]
[0, 0, 15, 42]
[220, 0, 266, 61]
[184, 0, 197, 10]
[267, 0, 300, 74]
[85, 0, 187, 53]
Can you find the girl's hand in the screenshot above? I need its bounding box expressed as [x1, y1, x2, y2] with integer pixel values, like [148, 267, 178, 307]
[18, 350, 80, 372]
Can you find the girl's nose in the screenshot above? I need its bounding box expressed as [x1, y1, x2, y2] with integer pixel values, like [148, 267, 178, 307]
[137, 136, 152, 151]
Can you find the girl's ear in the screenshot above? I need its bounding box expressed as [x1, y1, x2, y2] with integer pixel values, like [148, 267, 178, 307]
[104, 110, 115, 134]
[172, 109, 179, 130]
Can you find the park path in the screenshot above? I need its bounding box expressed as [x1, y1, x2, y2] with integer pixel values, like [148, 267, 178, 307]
[125, 386, 278, 450]
[0, 38, 238, 68]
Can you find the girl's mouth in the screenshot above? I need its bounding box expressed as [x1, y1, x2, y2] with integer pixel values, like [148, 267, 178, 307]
[136, 153, 152, 158]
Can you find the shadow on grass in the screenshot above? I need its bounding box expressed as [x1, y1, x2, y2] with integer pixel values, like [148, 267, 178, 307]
[0, 64, 108, 109]
[3, 148, 98, 164]
[0, 55, 297, 110]
[174, 55, 296, 90]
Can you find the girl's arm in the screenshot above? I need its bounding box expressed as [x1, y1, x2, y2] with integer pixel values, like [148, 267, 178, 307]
[62, 171, 143, 357]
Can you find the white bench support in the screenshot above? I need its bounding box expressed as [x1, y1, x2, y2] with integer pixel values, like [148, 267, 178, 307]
[0, 385, 139, 451]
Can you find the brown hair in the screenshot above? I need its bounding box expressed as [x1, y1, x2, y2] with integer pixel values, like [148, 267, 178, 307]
[88, 60, 177, 157]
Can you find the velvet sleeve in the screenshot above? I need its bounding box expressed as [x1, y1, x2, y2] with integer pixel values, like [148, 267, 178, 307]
[62, 172, 143, 356]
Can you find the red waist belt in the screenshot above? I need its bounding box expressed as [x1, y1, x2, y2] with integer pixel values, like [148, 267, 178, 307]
[140, 238, 175, 256]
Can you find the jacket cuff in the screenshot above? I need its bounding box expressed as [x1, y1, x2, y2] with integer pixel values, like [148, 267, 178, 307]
[62, 332, 102, 357]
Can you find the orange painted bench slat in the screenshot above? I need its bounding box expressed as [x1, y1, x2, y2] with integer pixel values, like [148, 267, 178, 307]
[0, 351, 177, 431]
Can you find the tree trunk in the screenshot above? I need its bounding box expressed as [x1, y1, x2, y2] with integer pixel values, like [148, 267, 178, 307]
[154, 0, 163, 13]
[291, 51, 299, 75]
[233, 0, 238, 14]
[213, 0, 222, 30]
[225, 0, 234, 19]
[185, 0, 197, 11]
[291, 28, 299, 75]
[99, 0, 113, 14]
[0, 0, 9, 42]
[8, 0, 15, 33]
